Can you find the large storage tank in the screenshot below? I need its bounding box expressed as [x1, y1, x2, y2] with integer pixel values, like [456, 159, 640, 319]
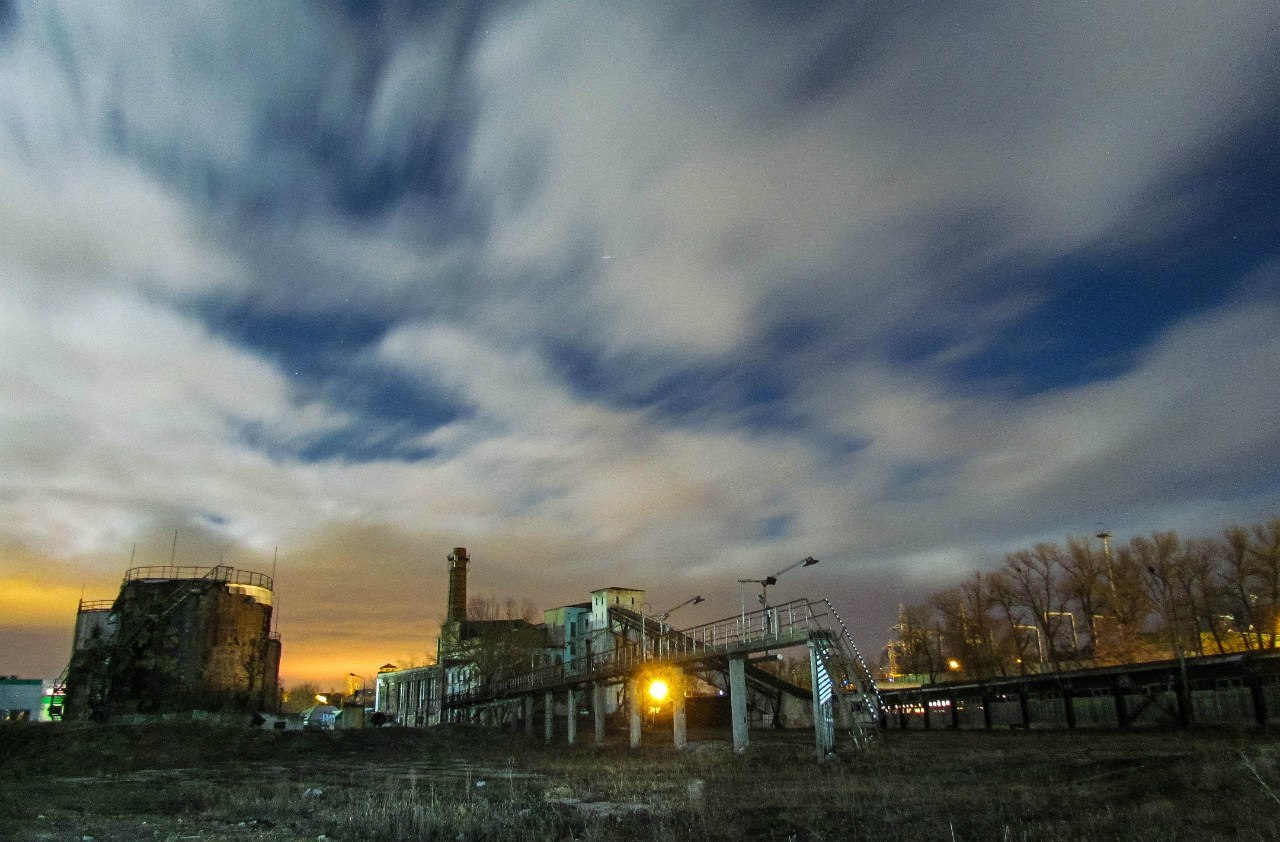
[64, 565, 281, 720]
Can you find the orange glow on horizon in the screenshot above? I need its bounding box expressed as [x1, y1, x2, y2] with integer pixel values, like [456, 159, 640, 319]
[0, 578, 102, 627]
[277, 642, 435, 690]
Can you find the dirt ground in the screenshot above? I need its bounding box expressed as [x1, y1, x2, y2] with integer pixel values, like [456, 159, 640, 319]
[3, 722, 1280, 840]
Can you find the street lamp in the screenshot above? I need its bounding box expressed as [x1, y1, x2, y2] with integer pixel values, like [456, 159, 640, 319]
[348, 673, 369, 705]
[657, 594, 705, 622]
[738, 556, 820, 632]
[640, 595, 704, 659]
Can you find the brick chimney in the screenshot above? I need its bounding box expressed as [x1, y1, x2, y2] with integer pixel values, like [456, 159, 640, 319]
[446, 547, 469, 624]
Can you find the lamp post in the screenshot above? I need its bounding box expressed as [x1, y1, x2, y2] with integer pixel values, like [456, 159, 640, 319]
[641, 595, 705, 659]
[738, 556, 820, 635]
[657, 594, 703, 657]
[348, 673, 369, 706]
[658, 594, 705, 622]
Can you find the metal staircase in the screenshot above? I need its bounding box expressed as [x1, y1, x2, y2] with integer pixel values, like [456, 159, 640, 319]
[807, 600, 883, 747]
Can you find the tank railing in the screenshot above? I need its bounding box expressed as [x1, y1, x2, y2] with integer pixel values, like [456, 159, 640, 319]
[77, 599, 115, 613]
[442, 598, 836, 707]
[124, 564, 273, 590]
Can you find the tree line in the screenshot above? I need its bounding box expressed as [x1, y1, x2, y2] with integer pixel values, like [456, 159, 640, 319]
[887, 515, 1280, 682]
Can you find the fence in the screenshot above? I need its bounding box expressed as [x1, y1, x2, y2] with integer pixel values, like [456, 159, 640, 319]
[880, 650, 1280, 730]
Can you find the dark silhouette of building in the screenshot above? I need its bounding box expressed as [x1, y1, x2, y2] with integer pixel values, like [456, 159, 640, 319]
[63, 565, 281, 720]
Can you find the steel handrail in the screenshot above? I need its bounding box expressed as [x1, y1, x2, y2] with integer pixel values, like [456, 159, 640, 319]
[123, 564, 273, 590]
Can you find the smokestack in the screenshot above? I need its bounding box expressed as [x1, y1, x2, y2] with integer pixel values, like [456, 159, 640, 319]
[446, 547, 469, 624]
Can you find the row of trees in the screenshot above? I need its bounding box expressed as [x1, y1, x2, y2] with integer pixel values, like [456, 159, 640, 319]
[888, 516, 1280, 681]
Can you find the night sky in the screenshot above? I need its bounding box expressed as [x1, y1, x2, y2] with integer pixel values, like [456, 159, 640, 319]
[2, 1, 1279, 687]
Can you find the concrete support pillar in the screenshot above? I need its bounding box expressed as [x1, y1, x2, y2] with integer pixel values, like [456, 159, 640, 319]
[808, 638, 835, 760]
[593, 681, 608, 746]
[566, 687, 577, 745]
[672, 673, 687, 750]
[629, 677, 643, 748]
[525, 695, 535, 737]
[730, 655, 750, 754]
[544, 690, 554, 743]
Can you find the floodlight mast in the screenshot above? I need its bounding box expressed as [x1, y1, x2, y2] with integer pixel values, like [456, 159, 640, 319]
[737, 556, 820, 627]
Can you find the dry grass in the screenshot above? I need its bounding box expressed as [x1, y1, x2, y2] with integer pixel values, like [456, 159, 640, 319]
[2, 723, 1280, 840]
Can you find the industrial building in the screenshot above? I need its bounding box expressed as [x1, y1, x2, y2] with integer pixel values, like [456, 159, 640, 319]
[375, 548, 828, 732]
[377, 548, 672, 726]
[0, 677, 54, 722]
[62, 564, 281, 720]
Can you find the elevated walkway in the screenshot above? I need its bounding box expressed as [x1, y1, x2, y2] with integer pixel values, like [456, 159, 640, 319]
[443, 597, 881, 759]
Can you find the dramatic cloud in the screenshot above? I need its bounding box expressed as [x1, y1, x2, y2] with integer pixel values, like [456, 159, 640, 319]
[1, 0, 1277, 686]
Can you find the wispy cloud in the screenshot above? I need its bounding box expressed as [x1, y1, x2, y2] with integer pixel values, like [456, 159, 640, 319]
[1, 0, 1277, 684]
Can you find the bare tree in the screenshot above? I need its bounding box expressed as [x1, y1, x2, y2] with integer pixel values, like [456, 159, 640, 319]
[469, 628, 544, 693]
[987, 570, 1039, 671]
[468, 595, 539, 623]
[1176, 538, 1225, 656]
[281, 682, 320, 713]
[1003, 544, 1075, 670]
[1062, 536, 1108, 656]
[893, 603, 944, 682]
[1248, 517, 1280, 648]
[930, 573, 1005, 678]
[1133, 531, 1190, 659]
[1220, 525, 1262, 650]
[880, 514, 1280, 677]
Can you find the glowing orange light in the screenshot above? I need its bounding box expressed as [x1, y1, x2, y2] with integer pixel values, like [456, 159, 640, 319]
[648, 679, 669, 702]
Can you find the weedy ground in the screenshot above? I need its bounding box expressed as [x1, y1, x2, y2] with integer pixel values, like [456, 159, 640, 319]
[2, 722, 1280, 841]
